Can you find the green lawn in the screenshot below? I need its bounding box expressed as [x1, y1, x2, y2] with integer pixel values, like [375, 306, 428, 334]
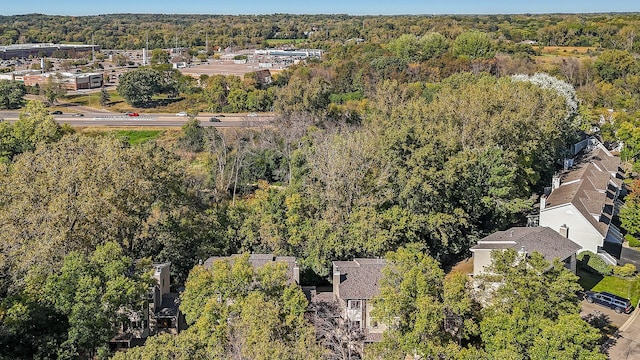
[113, 130, 163, 145]
[578, 268, 640, 305]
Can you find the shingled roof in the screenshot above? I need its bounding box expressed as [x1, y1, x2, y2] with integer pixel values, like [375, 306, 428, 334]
[333, 259, 385, 300]
[470, 227, 581, 263]
[203, 254, 299, 284]
[542, 145, 622, 236]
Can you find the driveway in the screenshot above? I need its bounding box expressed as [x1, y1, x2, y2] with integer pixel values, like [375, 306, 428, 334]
[580, 300, 630, 329]
[606, 306, 640, 360]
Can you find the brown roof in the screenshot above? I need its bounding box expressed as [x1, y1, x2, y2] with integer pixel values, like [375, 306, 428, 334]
[543, 145, 621, 236]
[203, 254, 299, 284]
[471, 227, 581, 263]
[333, 259, 385, 300]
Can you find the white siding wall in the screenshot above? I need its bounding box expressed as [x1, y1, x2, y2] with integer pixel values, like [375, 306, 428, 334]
[472, 249, 494, 276]
[539, 204, 603, 253]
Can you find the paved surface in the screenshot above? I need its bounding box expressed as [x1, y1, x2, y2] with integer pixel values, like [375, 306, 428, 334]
[0, 110, 273, 128]
[606, 303, 640, 360]
[581, 300, 630, 329]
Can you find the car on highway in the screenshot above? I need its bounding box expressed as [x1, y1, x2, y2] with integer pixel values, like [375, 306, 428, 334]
[209, 117, 221, 122]
[71, 113, 84, 117]
[176, 112, 188, 117]
[585, 291, 633, 314]
[215, 114, 225, 117]
[126, 112, 140, 117]
[247, 112, 258, 117]
[50, 110, 63, 115]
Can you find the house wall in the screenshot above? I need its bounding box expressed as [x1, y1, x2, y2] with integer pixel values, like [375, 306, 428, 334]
[539, 204, 603, 253]
[472, 249, 494, 276]
[364, 301, 386, 334]
[154, 264, 171, 295]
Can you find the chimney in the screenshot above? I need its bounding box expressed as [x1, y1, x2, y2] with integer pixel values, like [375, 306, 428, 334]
[552, 175, 561, 191]
[333, 268, 340, 299]
[293, 263, 300, 285]
[559, 224, 569, 238]
[540, 195, 546, 210]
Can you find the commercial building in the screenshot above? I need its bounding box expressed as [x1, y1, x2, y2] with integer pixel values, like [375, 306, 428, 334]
[0, 43, 100, 60]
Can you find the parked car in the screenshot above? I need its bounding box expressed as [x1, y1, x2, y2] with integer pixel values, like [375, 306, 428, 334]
[71, 113, 84, 117]
[176, 112, 188, 117]
[585, 291, 633, 314]
[209, 117, 221, 122]
[50, 110, 62, 115]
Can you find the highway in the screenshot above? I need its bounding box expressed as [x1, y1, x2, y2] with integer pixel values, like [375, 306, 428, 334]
[0, 110, 273, 128]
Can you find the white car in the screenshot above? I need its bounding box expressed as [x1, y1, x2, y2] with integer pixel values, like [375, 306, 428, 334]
[176, 112, 188, 117]
[247, 112, 258, 117]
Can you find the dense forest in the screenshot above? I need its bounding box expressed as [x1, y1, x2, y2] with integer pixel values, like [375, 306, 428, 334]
[1, 12, 640, 359]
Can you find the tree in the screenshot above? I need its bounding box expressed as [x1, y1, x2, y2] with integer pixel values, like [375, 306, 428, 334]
[0, 80, 26, 109]
[594, 49, 635, 82]
[452, 31, 494, 59]
[150, 48, 170, 65]
[12, 100, 63, 154]
[34, 242, 153, 359]
[117, 68, 164, 107]
[620, 180, 640, 239]
[117, 255, 323, 360]
[370, 246, 479, 359]
[178, 118, 205, 152]
[41, 75, 66, 104]
[0, 134, 199, 286]
[99, 87, 110, 107]
[477, 249, 604, 359]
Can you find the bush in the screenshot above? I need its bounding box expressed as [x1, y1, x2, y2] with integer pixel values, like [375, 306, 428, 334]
[626, 234, 640, 248]
[614, 263, 637, 277]
[577, 251, 614, 275]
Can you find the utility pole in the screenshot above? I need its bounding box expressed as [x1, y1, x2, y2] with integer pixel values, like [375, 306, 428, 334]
[205, 31, 208, 54]
[92, 33, 95, 64]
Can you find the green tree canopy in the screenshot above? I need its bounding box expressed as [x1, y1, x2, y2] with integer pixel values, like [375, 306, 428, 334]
[0, 80, 26, 109]
[117, 68, 164, 107]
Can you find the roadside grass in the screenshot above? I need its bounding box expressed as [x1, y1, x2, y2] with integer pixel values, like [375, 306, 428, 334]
[578, 267, 640, 305]
[112, 130, 164, 145]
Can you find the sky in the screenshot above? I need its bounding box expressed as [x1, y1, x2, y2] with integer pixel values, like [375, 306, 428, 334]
[3, 0, 639, 16]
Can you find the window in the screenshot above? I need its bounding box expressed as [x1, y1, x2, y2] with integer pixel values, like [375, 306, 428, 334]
[348, 300, 361, 310]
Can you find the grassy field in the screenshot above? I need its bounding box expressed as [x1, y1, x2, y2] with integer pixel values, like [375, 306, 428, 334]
[578, 268, 640, 305]
[62, 90, 193, 114]
[113, 130, 164, 145]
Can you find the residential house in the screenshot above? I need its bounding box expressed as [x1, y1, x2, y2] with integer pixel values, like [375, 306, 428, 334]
[470, 226, 582, 276]
[203, 253, 300, 284]
[149, 262, 183, 335]
[332, 259, 387, 342]
[110, 262, 183, 349]
[538, 141, 624, 264]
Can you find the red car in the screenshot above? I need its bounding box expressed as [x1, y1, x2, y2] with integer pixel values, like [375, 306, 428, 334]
[126, 112, 139, 117]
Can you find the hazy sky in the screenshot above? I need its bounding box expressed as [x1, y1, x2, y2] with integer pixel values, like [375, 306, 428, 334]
[4, 0, 639, 16]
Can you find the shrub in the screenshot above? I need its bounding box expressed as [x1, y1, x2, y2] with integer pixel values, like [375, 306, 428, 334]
[614, 263, 637, 277]
[626, 234, 640, 248]
[577, 251, 614, 275]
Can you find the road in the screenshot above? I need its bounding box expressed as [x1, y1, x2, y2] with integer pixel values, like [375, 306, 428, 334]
[0, 110, 273, 128]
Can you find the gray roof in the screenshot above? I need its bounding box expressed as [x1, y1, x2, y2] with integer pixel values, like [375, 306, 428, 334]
[543, 146, 622, 236]
[471, 227, 581, 262]
[333, 259, 385, 300]
[156, 293, 180, 319]
[203, 253, 299, 284]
